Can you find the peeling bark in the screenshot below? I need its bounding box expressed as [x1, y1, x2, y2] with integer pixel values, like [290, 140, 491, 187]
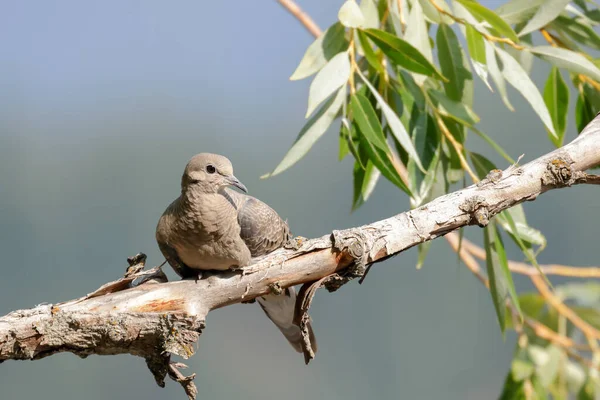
[1, 115, 600, 399]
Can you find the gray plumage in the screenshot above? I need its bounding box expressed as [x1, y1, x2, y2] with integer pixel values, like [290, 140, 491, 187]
[156, 153, 316, 354]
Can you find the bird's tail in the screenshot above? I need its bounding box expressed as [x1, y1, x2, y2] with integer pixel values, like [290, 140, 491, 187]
[257, 286, 317, 355]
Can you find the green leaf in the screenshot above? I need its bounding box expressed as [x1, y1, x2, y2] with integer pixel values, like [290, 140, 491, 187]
[418, 0, 454, 24]
[485, 42, 514, 111]
[498, 206, 547, 248]
[265, 87, 346, 178]
[356, 70, 425, 171]
[361, 159, 381, 201]
[496, 0, 546, 25]
[465, 25, 486, 65]
[551, 15, 600, 51]
[350, 93, 389, 151]
[495, 47, 557, 140]
[352, 159, 381, 210]
[543, 67, 569, 147]
[338, 0, 365, 28]
[501, 210, 548, 285]
[342, 118, 367, 168]
[484, 223, 522, 333]
[404, 0, 433, 68]
[575, 88, 596, 133]
[512, 358, 535, 381]
[578, 375, 597, 400]
[356, 30, 383, 73]
[339, 132, 350, 160]
[352, 161, 365, 209]
[455, 0, 519, 42]
[465, 25, 490, 89]
[531, 46, 600, 82]
[428, 90, 480, 126]
[532, 345, 562, 387]
[469, 152, 496, 179]
[437, 24, 473, 102]
[290, 23, 348, 81]
[357, 126, 412, 195]
[363, 28, 446, 80]
[499, 370, 527, 399]
[416, 242, 432, 269]
[518, 292, 546, 319]
[306, 52, 351, 117]
[359, 0, 379, 29]
[408, 112, 441, 205]
[519, 0, 572, 36]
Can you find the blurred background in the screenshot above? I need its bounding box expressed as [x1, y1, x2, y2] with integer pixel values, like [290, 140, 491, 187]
[0, 1, 597, 399]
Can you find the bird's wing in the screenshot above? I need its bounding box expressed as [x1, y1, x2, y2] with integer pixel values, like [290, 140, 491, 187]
[223, 189, 291, 257]
[257, 287, 317, 354]
[156, 200, 196, 278]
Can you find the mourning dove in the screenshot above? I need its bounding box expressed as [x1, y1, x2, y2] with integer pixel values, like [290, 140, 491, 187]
[156, 153, 316, 354]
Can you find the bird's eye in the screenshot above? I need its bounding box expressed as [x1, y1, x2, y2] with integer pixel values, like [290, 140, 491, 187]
[206, 164, 216, 174]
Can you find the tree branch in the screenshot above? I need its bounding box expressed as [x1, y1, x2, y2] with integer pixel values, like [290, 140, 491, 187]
[1, 114, 599, 398]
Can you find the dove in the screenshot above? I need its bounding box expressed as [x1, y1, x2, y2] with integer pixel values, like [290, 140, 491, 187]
[156, 153, 316, 354]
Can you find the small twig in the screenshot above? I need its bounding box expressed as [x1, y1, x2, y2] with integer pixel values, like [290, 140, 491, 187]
[276, 0, 322, 38]
[168, 363, 198, 400]
[444, 233, 589, 351]
[449, 234, 600, 343]
[458, 237, 600, 279]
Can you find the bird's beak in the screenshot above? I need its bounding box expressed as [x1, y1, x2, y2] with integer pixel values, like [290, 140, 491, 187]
[226, 175, 248, 193]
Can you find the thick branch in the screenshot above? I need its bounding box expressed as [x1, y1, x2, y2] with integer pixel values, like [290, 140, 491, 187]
[1, 115, 600, 395]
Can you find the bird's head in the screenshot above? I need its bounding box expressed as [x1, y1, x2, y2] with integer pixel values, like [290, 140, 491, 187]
[181, 153, 248, 194]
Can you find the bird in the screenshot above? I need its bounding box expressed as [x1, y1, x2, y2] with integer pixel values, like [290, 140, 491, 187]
[156, 153, 316, 355]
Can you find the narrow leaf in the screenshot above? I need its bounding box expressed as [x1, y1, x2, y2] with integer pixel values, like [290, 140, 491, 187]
[361, 159, 381, 201]
[575, 88, 596, 133]
[404, 0, 433, 65]
[359, 0, 379, 29]
[357, 128, 412, 195]
[495, 47, 557, 140]
[543, 67, 569, 147]
[437, 24, 473, 102]
[418, 0, 454, 24]
[356, 70, 425, 170]
[469, 152, 497, 179]
[416, 242, 432, 269]
[484, 224, 509, 333]
[485, 42, 514, 111]
[456, 0, 519, 42]
[306, 52, 351, 117]
[531, 45, 600, 82]
[496, 0, 546, 25]
[338, 0, 365, 28]
[356, 30, 383, 72]
[350, 93, 389, 151]
[466, 25, 486, 65]
[428, 90, 480, 126]
[265, 87, 346, 178]
[502, 210, 549, 285]
[519, 0, 571, 36]
[363, 28, 446, 80]
[290, 23, 348, 81]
